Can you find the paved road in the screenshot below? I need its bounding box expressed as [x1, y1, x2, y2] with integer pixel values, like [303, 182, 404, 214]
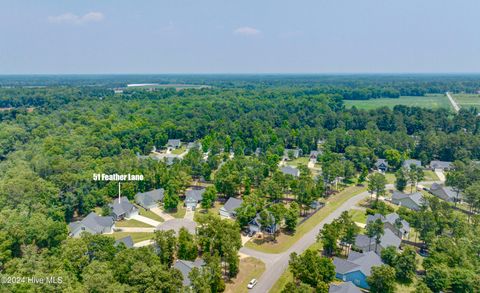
[446, 92, 460, 112]
[241, 190, 371, 293]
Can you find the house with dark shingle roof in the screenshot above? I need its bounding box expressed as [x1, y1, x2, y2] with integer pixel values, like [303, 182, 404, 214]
[249, 212, 279, 234]
[428, 183, 462, 202]
[354, 228, 402, 254]
[374, 159, 389, 173]
[185, 187, 206, 210]
[135, 188, 165, 210]
[281, 165, 300, 177]
[110, 196, 139, 221]
[219, 197, 243, 218]
[166, 139, 182, 149]
[367, 213, 410, 239]
[115, 236, 134, 248]
[173, 259, 205, 286]
[403, 159, 422, 169]
[284, 148, 302, 160]
[329, 282, 362, 293]
[333, 251, 383, 289]
[68, 212, 115, 238]
[429, 160, 453, 171]
[392, 191, 424, 210]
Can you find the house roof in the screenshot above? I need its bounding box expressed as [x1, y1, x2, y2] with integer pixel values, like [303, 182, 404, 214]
[403, 159, 422, 169]
[110, 196, 137, 217]
[284, 148, 301, 157]
[115, 236, 134, 248]
[185, 188, 205, 202]
[69, 212, 114, 234]
[135, 188, 165, 208]
[281, 166, 300, 177]
[222, 197, 243, 213]
[329, 282, 362, 293]
[164, 154, 182, 165]
[167, 139, 182, 148]
[355, 229, 401, 251]
[367, 213, 410, 235]
[392, 191, 424, 207]
[429, 183, 461, 200]
[334, 251, 382, 277]
[375, 159, 388, 168]
[429, 160, 453, 169]
[173, 259, 205, 286]
[250, 211, 277, 229]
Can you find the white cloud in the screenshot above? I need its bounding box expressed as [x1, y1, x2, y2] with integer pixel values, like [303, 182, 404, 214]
[48, 12, 104, 25]
[233, 26, 261, 36]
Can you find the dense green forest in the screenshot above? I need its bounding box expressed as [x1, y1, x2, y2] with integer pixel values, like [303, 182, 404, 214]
[0, 76, 479, 292]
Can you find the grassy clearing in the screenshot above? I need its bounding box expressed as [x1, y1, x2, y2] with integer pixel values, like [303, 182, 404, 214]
[344, 94, 452, 110]
[111, 232, 154, 243]
[171, 146, 187, 155]
[285, 157, 309, 167]
[452, 93, 480, 108]
[245, 185, 366, 254]
[423, 170, 438, 181]
[225, 257, 265, 293]
[139, 208, 164, 222]
[115, 219, 154, 228]
[165, 205, 186, 218]
[349, 209, 367, 223]
[194, 201, 223, 221]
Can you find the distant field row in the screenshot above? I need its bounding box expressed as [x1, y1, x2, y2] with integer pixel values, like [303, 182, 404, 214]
[452, 93, 480, 108]
[344, 94, 452, 110]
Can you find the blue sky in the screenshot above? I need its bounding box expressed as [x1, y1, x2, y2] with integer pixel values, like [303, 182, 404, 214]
[1, 0, 479, 74]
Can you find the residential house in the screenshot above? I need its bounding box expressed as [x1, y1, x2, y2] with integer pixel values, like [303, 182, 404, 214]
[392, 191, 425, 210]
[164, 154, 182, 166]
[254, 147, 262, 157]
[115, 236, 134, 248]
[68, 212, 115, 238]
[219, 197, 243, 218]
[429, 160, 453, 171]
[309, 151, 320, 162]
[185, 187, 206, 210]
[333, 251, 383, 289]
[187, 141, 202, 150]
[284, 148, 302, 160]
[403, 159, 422, 169]
[428, 183, 462, 202]
[166, 139, 182, 149]
[173, 259, 205, 286]
[135, 188, 165, 210]
[249, 212, 279, 234]
[354, 228, 402, 254]
[110, 196, 139, 221]
[329, 282, 362, 293]
[374, 159, 389, 173]
[367, 213, 410, 239]
[281, 165, 300, 177]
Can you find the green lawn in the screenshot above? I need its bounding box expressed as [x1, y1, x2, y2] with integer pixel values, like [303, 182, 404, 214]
[115, 219, 154, 228]
[452, 93, 480, 108]
[171, 146, 187, 155]
[111, 232, 154, 243]
[285, 157, 309, 167]
[139, 208, 164, 222]
[245, 185, 367, 253]
[165, 205, 187, 218]
[194, 201, 223, 221]
[423, 170, 438, 181]
[344, 94, 452, 110]
[225, 257, 265, 293]
[349, 209, 367, 224]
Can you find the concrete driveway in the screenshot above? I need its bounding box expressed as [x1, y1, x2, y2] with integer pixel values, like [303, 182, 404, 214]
[150, 207, 175, 221]
[156, 218, 196, 235]
[116, 227, 155, 233]
[130, 214, 161, 227]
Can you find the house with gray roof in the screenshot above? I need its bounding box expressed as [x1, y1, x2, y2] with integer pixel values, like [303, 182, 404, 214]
[186, 141, 202, 150]
[367, 213, 410, 239]
[429, 160, 453, 171]
[110, 196, 139, 221]
[173, 259, 205, 286]
[329, 282, 362, 293]
[164, 154, 182, 166]
[403, 159, 422, 169]
[333, 251, 383, 289]
[309, 150, 320, 161]
[284, 148, 302, 160]
[392, 191, 424, 210]
[68, 212, 115, 238]
[166, 139, 182, 149]
[375, 159, 389, 173]
[428, 183, 462, 202]
[135, 188, 165, 210]
[281, 165, 300, 177]
[219, 197, 243, 218]
[249, 212, 279, 234]
[185, 187, 206, 210]
[115, 236, 134, 248]
[354, 228, 402, 254]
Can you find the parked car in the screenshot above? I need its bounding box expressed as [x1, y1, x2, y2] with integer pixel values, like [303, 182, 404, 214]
[247, 279, 258, 289]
